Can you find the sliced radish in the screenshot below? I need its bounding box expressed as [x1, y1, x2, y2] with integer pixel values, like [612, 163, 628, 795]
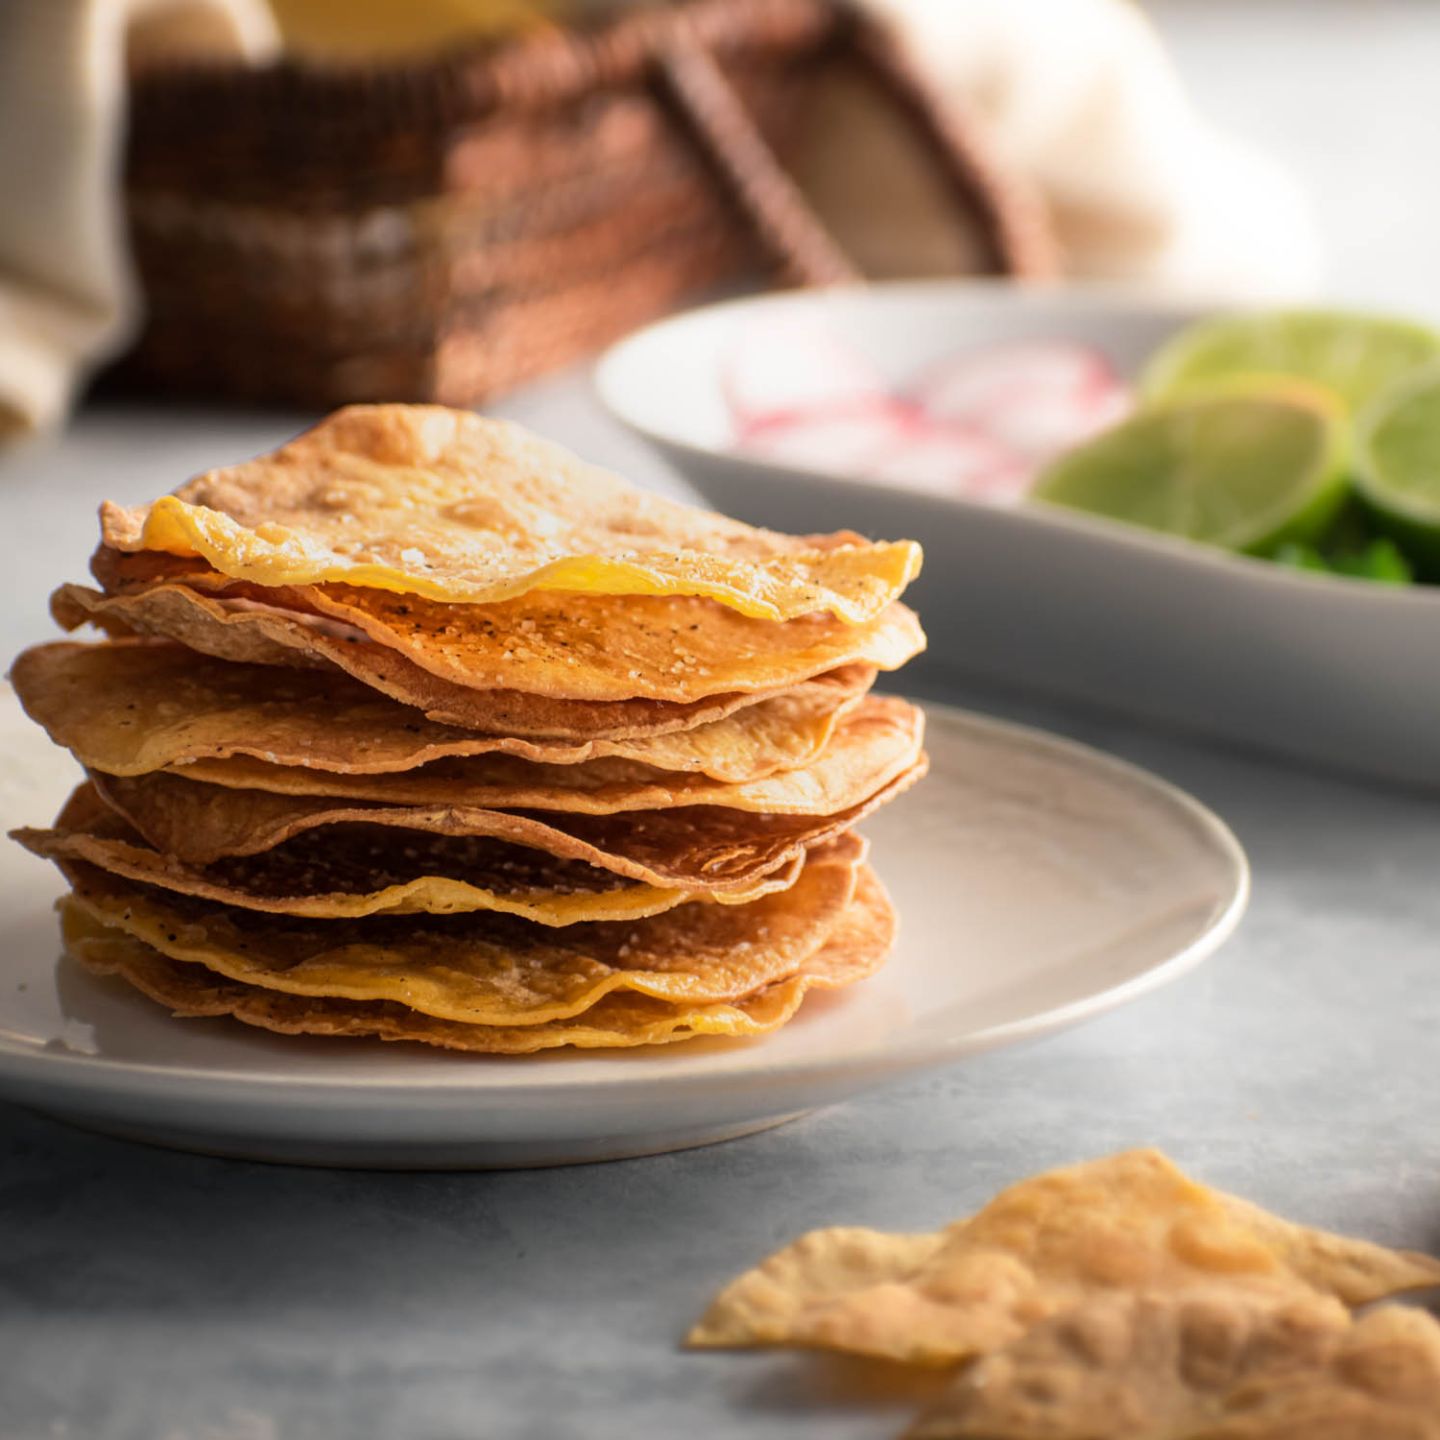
[723, 316, 889, 430]
[742, 403, 1037, 505]
[985, 383, 1132, 458]
[912, 340, 1131, 460]
[913, 339, 1118, 420]
[867, 425, 1031, 504]
[726, 334, 1131, 500]
[737, 400, 916, 475]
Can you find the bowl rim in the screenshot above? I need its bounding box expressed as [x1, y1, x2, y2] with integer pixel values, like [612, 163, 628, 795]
[595, 278, 1440, 610]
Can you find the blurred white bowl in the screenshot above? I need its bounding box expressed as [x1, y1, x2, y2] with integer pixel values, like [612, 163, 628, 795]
[597, 280, 1440, 787]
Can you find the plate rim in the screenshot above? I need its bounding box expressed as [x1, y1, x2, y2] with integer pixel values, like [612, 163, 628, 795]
[0, 699, 1250, 1109]
[594, 278, 1440, 612]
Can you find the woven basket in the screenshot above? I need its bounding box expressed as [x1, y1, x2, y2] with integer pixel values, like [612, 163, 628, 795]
[119, 0, 1055, 407]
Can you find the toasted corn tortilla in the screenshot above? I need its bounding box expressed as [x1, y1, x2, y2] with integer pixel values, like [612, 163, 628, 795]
[99, 406, 922, 622]
[56, 834, 866, 1025]
[198, 584, 922, 704]
[61, 865, 895, 1053]
[53, 582, 905, 737]
[16, 785, 799, 923]
[159, 698, 923, 817]
[57, 572, 924, 704]
[88, 757, 926, 880]
[91, 546, 926, 703]
[50, 582, 804, 740]
[688, 1149, 1440, 1366]
[909, 1290, 1440, 1440]
[12, 641, 872, 783]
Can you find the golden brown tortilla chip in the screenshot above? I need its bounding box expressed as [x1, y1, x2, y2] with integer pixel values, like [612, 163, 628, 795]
[909, 1291, 1440, 1440]
[57, 835, 869, 1025]
[688, 1150, 1440, 1366]
[61, 865, 896, 1052]
[59, 572, 924, 704]
[1196, 1304, 1440, 1440]
[12, 641, 872, 783]
[160, 698, 923, 818]
[16, 784, 799, 923]
[90, 545, 926, 703]
[88, 758, 926, 880]
[53, 581, 910, 736]
[49, 582, 794, 739]
[99, 406, 922, 622]
[207, 585, 922, 704]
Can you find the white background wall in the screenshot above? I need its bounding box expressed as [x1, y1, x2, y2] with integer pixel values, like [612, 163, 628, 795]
[1149, 0, 1440, 317]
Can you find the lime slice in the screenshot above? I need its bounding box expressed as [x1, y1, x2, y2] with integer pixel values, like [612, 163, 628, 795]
[1355, 362, 1440, 572]
[1142, 310, 1440, 412]
[1032, 391, 1349, 554]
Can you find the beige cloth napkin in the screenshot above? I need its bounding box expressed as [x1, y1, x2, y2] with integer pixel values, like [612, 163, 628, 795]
[798, 0, 1321, 295]
[0, 0, 277, 440]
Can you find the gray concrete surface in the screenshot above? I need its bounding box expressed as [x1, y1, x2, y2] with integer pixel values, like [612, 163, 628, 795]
[3, 377, 1440, 1440]
[7, 4, 1440, 1427]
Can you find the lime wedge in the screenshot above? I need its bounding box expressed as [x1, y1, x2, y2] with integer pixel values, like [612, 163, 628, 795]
[1355, 363, 1440, 572]
[1142, 310, 1440, 412]
[1032, 391, 1349, 554]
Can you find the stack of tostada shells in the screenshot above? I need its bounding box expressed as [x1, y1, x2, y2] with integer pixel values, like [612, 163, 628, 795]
[11, 405, 928, 1054]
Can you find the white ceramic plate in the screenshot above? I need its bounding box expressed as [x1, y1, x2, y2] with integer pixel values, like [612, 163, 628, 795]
[597, 281, 1440, 787]
[0, 689, 1246, 1170]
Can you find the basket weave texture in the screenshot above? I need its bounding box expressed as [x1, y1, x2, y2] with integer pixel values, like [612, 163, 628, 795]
[120, 0, 1048, 407]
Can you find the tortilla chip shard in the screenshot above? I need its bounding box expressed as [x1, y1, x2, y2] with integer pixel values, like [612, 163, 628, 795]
[99, 406, 922, 622]
[908, 1289, 1440, 1439]
[687, 1149, 1440, 1365]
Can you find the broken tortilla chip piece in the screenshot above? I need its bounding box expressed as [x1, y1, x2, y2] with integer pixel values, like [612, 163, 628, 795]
[99, 407, 922, 622]
[56, 833, 868, 1025]
[61, 864, 896, 1053]
[687, 1150, 1440, 1366]
[87, 758, 925, 882]
[153, 698, 923, 817]
[12, 641, 873, 783]
[16, 785, 799, 923]
[908, 1290, 1440, 1440]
